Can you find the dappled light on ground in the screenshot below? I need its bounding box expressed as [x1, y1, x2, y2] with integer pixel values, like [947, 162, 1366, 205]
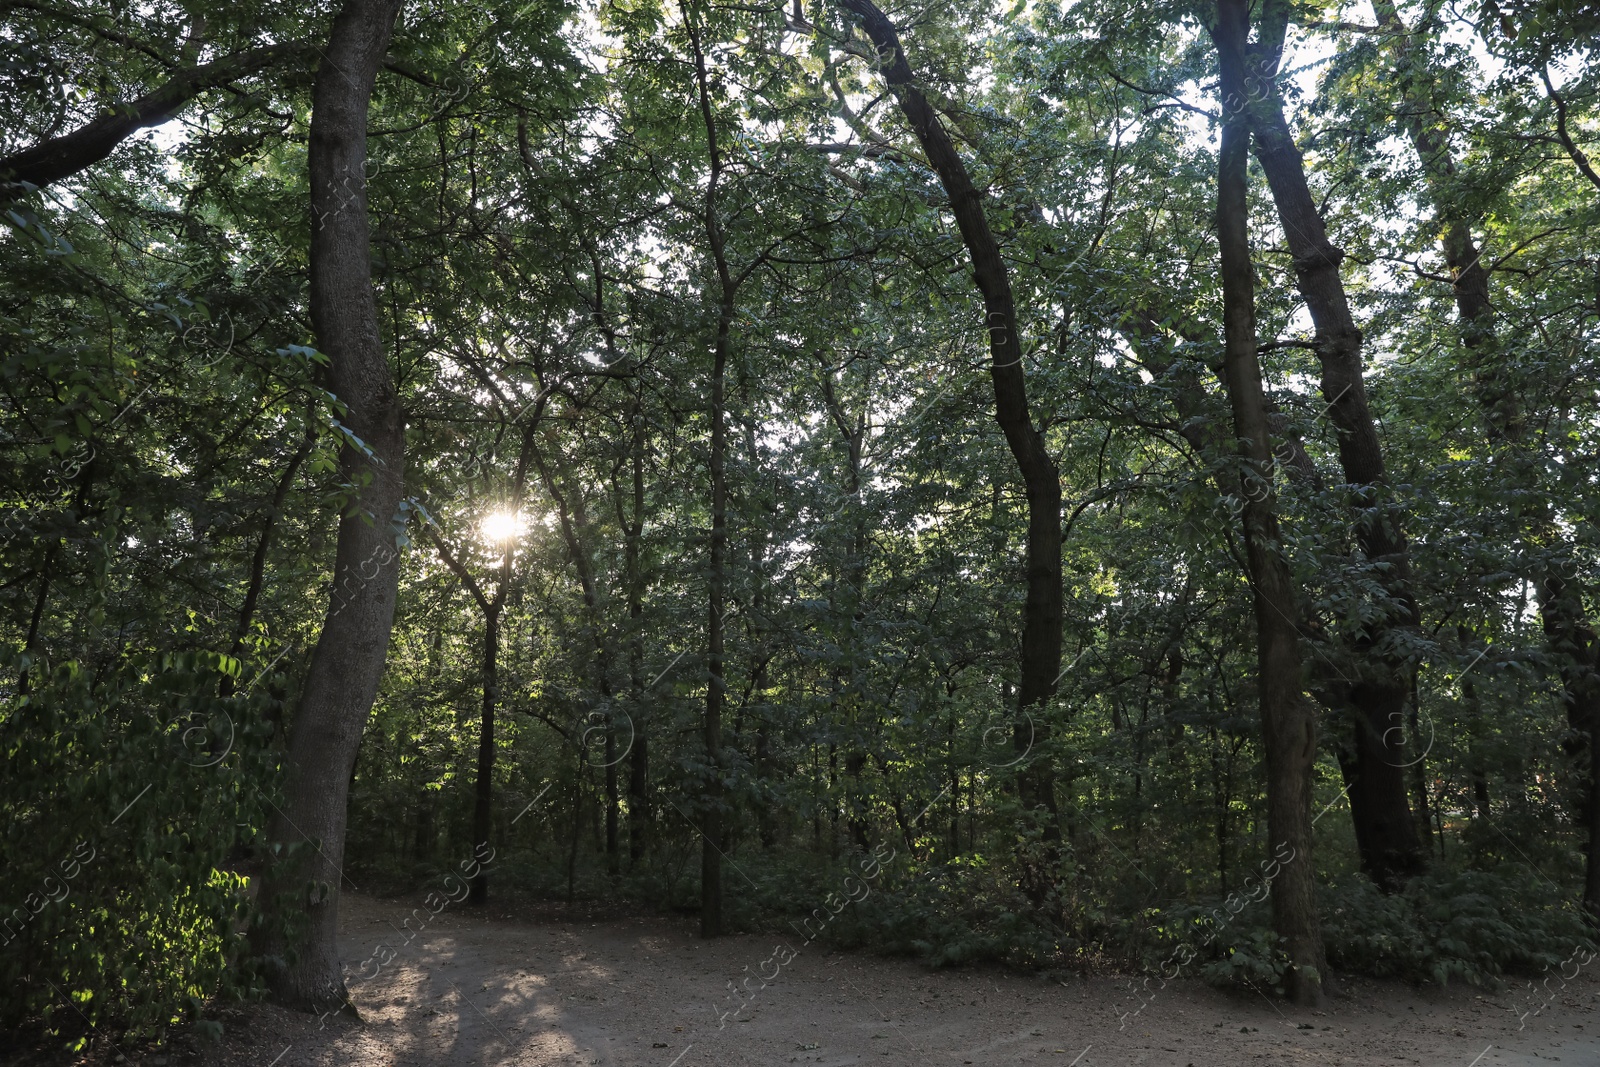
[198, 895, 1600, 1067]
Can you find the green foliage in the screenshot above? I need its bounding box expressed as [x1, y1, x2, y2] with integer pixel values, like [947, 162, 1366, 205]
[0, 650, 282, 1046]
[1322, 869, 1598, 987]
[4, 0, 1599, 1047]
[1137, 867, 1600, 995]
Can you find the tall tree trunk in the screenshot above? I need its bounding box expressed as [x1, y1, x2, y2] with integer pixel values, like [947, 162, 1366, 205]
[837, 0, 1064, 878]
[428, 432, 527, 907]
[1213, 0, 1326, 1004]
[1543, 581, 1600, 919]
[702, 310, 728, 939]
[622, 409, 650, 866]
[742, 381, 778, 851]
[1240, 0, 1425, 889]
[686, 3, 731, 937]
[252, 0, 404, 1012]
[534, 442, 619, 884]
[819, 364, 873, 852]
[1370, 0, 1600, 916]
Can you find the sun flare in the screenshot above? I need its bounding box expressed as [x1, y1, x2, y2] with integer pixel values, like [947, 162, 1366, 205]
[480, 510, 526, 544]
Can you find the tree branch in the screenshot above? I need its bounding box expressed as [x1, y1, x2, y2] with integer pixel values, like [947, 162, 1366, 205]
[1, 41, 307, 192]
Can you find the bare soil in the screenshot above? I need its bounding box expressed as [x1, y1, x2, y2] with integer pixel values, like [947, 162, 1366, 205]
[165, 893, 1600, 1067]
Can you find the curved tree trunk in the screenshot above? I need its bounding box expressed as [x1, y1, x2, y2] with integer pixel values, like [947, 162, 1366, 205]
[836, 0, 1064, 881]
[1213, 0, 1326, 1005]
[252, 0, 404, 1013]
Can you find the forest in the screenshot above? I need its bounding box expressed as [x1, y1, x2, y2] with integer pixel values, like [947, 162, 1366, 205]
[1, 0, 1598, 1062]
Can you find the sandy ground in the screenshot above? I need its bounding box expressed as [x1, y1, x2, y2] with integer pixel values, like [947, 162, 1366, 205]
[170, 893, 1600, 1067]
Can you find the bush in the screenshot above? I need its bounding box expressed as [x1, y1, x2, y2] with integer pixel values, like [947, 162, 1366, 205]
[1321, 868, 1595, 987]
[1135, 866, 1597, 994]
[0, 651, 280, 1048]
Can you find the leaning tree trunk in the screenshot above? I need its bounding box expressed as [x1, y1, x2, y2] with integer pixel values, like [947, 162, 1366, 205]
[1213, 0, 1326, 1004]
[836, 0, 1064, 877]
[252, 0, 405, 1012]
[1369, 0, 1600, 919]
[1241, 0, 1426, 890]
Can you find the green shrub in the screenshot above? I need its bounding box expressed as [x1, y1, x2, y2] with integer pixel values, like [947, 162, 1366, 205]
[1321, 868, 1595, 986]
[0, 651, 280, 1048]
[1136, 866, 1597, 994]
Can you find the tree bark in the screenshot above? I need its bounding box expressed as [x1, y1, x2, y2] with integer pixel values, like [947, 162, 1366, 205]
[251, 0, 404, 1012]
[1242, 0, 1425, 889]
[837, 0, 1064, 867]
[1213, 0, 1326, 1004]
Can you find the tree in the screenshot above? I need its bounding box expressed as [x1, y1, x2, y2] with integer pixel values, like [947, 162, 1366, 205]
[1210, 0, 1326, 1004]
[1363, 0, 1600, 918]
[833, 0, 1066, 891]
[250, 0, 406, 1012]
[1238, 0, 1428, 889]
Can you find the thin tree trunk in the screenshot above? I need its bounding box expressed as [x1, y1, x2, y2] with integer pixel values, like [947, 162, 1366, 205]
[427, 456, 522, 907]
[622, 409, 650, 866]
[252, 0, 404, 1012]
[741, 377, 778, 850]
[819, 364, 873, 852]
[1213, 0, 1326, 1003]
[1407, 674, 1434, 853]
[1464, 633, 1493, 820]
[1241, 0, 1425, 889]
[1209, 724, 1231, 895]
[470, 604, 500, 904]
[567, 771, 583, 902]
[533, 440, 618, 881]
[223, 425, 315, 698]
[605, 734, 619, 873]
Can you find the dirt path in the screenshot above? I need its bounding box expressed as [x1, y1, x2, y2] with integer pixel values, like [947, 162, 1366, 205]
[199, 894, 1599, 1067]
